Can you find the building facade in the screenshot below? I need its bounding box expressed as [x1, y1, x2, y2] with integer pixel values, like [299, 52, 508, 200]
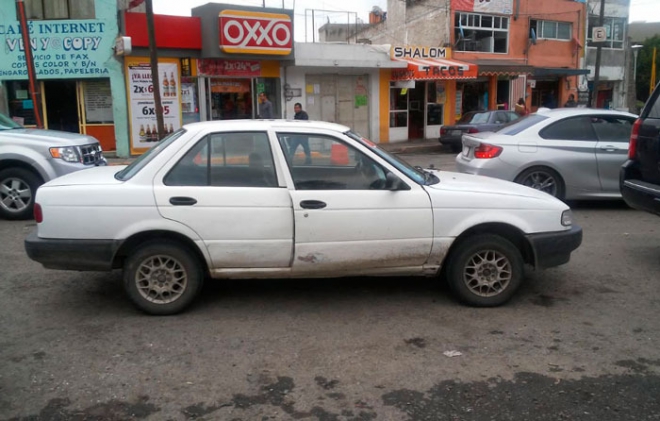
[586, 0, 631, 110]
[0, 0, 126, 152]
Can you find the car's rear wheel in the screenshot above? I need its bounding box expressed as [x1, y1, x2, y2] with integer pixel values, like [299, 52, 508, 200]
[446, 234, 524, 307]
[123, 241, 203, 315]
[0, 168, 42, 220]
[515, 166, 565, 200]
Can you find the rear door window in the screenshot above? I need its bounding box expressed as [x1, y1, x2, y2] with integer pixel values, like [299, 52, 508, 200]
[591, 116, 634, 143]
[539, 116, 597, 141]
[497, 114, 548, 135]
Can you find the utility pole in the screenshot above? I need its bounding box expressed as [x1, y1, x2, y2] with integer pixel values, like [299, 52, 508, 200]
[590, 0, 606, 108]
[15, 0, 43, 128]
[145, 0, 165, 140]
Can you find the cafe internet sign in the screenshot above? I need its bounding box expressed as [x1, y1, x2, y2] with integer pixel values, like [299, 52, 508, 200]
[0, 19, 113, 80]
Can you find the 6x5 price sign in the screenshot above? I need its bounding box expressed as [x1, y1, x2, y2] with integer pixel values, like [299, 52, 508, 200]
[219, 10, 293, 56]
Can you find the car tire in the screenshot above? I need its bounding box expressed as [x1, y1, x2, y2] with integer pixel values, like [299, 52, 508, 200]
[514, 166, 565, 200]
[446, 234, 524, 307]
[123, 241, 203, 315]
[0, 168, 42, 220]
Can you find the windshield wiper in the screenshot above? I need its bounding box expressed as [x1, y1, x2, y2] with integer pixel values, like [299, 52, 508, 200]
[414, 166, 439, 185]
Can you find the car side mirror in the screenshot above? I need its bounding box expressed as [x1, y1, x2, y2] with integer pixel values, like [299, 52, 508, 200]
[385, 172, 409, 191]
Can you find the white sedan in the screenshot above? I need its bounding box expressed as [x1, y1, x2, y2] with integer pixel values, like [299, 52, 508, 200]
[25, 120, 582, 315]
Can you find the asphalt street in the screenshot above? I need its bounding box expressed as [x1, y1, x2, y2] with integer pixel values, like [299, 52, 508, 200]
[1, 151, 659, 421]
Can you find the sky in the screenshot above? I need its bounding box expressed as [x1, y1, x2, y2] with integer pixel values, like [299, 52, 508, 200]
[153, 0, 659, 42]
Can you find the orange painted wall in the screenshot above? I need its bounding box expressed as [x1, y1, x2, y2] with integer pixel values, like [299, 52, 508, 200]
[451, 0, 585, 107]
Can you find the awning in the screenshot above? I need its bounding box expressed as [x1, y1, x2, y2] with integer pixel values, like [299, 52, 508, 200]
[533, 67, 591, 77]
[464, 59, 534, 76]
[391, 57, 478, 81]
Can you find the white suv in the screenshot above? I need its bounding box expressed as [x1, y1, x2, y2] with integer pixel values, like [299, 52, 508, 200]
[25, 120, 582, 315]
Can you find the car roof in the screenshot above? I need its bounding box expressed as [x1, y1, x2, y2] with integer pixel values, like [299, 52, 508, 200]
[536, 108, 638, 119]
[182, 119, 351, 133]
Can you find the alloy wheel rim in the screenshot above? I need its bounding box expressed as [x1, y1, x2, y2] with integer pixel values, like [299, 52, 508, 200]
[520, 171, 558, 196]
[135, 255, 188, 304]
[0, 177, 32, 213]
[463, 249, 512, 297]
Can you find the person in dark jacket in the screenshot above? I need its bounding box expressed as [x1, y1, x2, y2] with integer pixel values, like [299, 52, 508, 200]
[258, 92, 273, 119]
[289, 103, 311, 164]
[564, 93, 578, 107]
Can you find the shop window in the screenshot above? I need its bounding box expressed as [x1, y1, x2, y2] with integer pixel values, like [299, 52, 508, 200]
[390, 84, 408, 128]
[426, 82, 444, 126]
[23, 0, 95, 20]
[587, 16, 625, 49]
[530, 20, 572, 41]
[83, 80, 113, 124]
[6, 81, 36, 126]
[455, 12, 509, 53]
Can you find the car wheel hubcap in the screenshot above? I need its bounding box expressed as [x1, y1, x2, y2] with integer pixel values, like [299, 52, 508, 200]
[520, 172, 557, 196]
[463, 250, 512, 297]
[135, 255, 187, 304]
[0, 178, 32, 213]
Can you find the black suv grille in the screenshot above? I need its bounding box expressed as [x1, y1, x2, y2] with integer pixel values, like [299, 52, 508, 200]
[80, 143, 104, 165]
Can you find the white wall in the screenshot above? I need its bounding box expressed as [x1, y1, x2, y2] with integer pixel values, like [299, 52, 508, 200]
[282, 66, 383, 142]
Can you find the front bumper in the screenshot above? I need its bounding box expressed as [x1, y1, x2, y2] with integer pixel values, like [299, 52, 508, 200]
[526, 225, 582, 268]
[25, 231, 119, 271]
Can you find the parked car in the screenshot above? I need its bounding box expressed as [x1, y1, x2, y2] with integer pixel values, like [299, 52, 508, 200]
[440, 110, 520, 152]
[25, 120, 582, 315]
[0, 113, 106, 220]
[620, 83, 660, 216]
[456, 109, 637, 200]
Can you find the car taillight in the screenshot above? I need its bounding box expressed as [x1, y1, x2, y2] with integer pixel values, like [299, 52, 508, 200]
[467, 128, 480, 134]
[474, 143, 503, 159]
[628, 118, 641, 159]
[440, 127, 447, 135]
[34, 203, 43, 223]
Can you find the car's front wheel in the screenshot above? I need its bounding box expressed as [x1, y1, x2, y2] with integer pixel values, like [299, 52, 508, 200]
[0, 168, 42, 220]
[446, 234, 524, 307]
[123, 241, 203, 315]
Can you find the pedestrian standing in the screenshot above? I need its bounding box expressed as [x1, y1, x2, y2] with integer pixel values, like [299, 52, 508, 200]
[289, 103, 311, 164]
[514, 98, 528, 117]
[564, 94, 578, 108]
[258, 92, 273, 119]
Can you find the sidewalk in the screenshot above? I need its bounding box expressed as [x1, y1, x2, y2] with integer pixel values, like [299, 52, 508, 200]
[104, 139, 446, 165]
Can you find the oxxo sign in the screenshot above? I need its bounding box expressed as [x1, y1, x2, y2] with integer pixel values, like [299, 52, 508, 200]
[219, 10, 293, 56]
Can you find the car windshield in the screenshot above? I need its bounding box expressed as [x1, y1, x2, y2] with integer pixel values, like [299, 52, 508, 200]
[115, 129, 186, 181]
[344, 131, 437, 185]
[459, 112, 490, 124]
[0, 113, 23, 130]
[496, 113, 549, 135]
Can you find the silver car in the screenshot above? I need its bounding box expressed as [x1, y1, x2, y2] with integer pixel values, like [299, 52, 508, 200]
[455, 108, 637, 200]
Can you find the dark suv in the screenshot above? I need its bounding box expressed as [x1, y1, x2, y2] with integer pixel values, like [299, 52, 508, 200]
[620, 83, 660, 216]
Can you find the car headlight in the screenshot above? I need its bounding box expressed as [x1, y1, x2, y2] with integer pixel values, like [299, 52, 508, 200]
[561, 210, 573, 227]
[50, 146, 81, 163]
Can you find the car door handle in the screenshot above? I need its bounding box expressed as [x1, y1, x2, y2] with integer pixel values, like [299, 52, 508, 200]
[300, 200, 327, 209]
[169, 196, 197, 206]
[599, 145, 617, 152]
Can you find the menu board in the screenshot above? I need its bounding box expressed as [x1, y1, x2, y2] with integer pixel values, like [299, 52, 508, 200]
[84, 80, 113, 123]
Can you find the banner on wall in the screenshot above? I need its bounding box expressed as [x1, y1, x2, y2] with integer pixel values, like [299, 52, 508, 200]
[0, 19, 113, 80]
[452, 0, 513, 14]
[126, 58, 182, 153]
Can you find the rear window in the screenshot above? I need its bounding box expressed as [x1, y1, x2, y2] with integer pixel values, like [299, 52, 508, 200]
[496, 114, 548, 136]
[459, 112, 490, 124]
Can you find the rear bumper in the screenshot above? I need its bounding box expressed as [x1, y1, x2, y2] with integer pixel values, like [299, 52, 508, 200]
[439, 135, 462, 146]
[25, 231, 119, 271]
[620, 161, 660, 217]
[526, 225, 582, 268]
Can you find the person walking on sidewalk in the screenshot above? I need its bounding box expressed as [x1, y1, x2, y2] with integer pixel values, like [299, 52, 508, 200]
[289, 103, 311, 164]
[258, 92, 273, 119]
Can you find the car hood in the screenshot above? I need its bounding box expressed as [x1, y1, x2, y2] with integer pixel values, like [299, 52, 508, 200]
[42, 165, 126, 187]
[0, 128, 99, 146]
[426, 170, 566, 209]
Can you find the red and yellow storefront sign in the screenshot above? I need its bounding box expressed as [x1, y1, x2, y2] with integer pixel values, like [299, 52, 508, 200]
[219, 10, 293, 56]
[390, 45, 478, 80]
